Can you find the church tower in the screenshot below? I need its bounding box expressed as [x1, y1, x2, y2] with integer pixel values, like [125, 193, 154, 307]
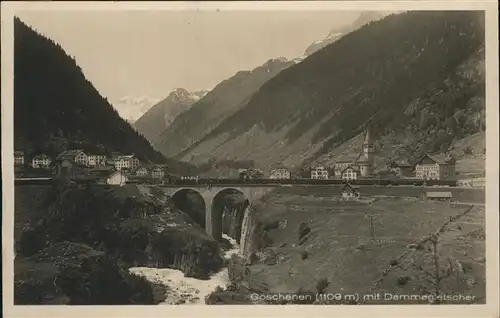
[359, 124, 375, 177]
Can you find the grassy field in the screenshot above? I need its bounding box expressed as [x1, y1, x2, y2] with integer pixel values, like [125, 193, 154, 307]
[248, 192, 485, 304]
[267, 185, 485, 203]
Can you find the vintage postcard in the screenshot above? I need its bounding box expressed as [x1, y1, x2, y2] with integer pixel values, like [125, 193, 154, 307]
[2, 1, 499, 318]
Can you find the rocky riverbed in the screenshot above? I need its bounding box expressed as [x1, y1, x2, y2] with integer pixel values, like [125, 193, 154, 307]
[129, 234, 240, 305]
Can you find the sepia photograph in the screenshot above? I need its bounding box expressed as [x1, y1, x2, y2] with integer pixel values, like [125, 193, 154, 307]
[2, 1, 498, 318]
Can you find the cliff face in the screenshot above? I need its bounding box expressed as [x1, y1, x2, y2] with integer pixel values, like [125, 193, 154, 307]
[146, 214, 222, 279]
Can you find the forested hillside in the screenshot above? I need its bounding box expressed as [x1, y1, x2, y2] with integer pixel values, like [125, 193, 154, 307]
[14, 18, 166, 164]
[174, 11, 485, 172]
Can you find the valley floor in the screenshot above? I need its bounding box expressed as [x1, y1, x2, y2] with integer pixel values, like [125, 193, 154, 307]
[246, 189, 485, 304]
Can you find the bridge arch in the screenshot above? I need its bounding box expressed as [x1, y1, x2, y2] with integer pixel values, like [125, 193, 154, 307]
[210, 188, 249, 242]
[156, 185, 275, 240]
[169, 188, 206, 228]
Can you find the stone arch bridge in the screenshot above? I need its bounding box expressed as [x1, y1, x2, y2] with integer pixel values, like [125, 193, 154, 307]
[137, 185, 276, 240]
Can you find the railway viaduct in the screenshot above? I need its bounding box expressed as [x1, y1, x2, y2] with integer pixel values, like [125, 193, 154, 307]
[137, 184, 277, 240]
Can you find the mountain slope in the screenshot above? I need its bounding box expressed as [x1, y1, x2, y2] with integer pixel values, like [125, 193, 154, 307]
[14, 18, 167, 164]
[174, 11, 485, 172]
[134, 88, 207, 142]
[304, 11, 386, 56]
[153, 57, 295, 157]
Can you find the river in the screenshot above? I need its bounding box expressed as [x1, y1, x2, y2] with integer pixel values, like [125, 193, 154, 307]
[129, 234, 240, 305]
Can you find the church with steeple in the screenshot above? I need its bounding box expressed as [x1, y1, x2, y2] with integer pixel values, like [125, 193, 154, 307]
[333, 124, 375, 180]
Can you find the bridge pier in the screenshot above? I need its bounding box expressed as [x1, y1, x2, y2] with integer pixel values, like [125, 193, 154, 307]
[201, 193, 222, 241]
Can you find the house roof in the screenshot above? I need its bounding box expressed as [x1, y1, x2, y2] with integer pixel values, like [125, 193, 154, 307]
[342, 183, 360, 192]
[271, 167, 289, 172]
[313, 163, 327, 169]
[392, 160, 412, 167]
[341, 165, 359, 173]
[56, 149, 85, 160]
[108, 170, 126, 178]
[335, 154, 358, 163]
[116, 155, 136, 160]
[33, 154, 51, 160]
[416, 153, 455, 165]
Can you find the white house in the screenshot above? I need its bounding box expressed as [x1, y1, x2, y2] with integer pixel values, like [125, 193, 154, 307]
[341, 184, 360, 201]
[269, 167, 291, 179]
[87, 154, 107, 167]
[341, 166, 359, 181]
[56, 149, 88, 166]
[32, 154, 52, 169]
[152, 167, 165, 180]
[136, 167, 149, 176]
[106, 170, 129, 186]
[114, 155, 140, 171]
[15, 151, 25, 166]
[415, 153, 456, 181]
[311, 164, 329, 179]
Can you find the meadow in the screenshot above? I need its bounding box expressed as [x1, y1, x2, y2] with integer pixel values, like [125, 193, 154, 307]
[248, 191, 485, 304]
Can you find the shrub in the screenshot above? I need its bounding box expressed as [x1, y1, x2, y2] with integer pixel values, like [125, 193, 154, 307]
[297, 222, 311, 239]
[263, 219, 280, 231]
[301, 250, 309, 260]
[396, 275, 410, 286]
[389, 259, 398, 266]
[19, 226, 46, 257]
[316, 277, 330, 294]
[463, 146, 473, 155]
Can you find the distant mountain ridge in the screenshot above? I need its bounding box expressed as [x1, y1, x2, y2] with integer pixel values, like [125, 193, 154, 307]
[134, 88, 208, 142]
[169, 11, 485, 173]
[304, 11, 386, 56]
[151, 57, 296, 156]
[14, 18, 170, 165]
[112, 96, 162, 123]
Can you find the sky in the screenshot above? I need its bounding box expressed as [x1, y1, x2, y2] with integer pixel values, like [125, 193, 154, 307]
[16, 9, 363, 120]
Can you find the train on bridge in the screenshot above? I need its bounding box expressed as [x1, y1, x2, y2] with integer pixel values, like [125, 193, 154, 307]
[14, 176, 457, 187]
[126, 177, 457, 187]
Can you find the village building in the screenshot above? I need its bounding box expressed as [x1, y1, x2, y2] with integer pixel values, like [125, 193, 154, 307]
[341, 165, 359, 181]
[269, 167, 291, 179]
[56, 149, 88, 166]
[311, 164, 329, 179]
[14, 150, 25, 166]
[31, 154, 52, 169]
[414, 153, 456, 181]
[424, 191, 453, 201]
[152, 166, 166, 180]
[387, 160, 413, 177]
[136, 167, 149, 176]
[114, 155, 140, 171]
[105, 170, 129, 186]
[333, 156, 356, 178]
[333, 125, 375, 178]
[340, 183, 361, 201]
[87, 154, 107, 167]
